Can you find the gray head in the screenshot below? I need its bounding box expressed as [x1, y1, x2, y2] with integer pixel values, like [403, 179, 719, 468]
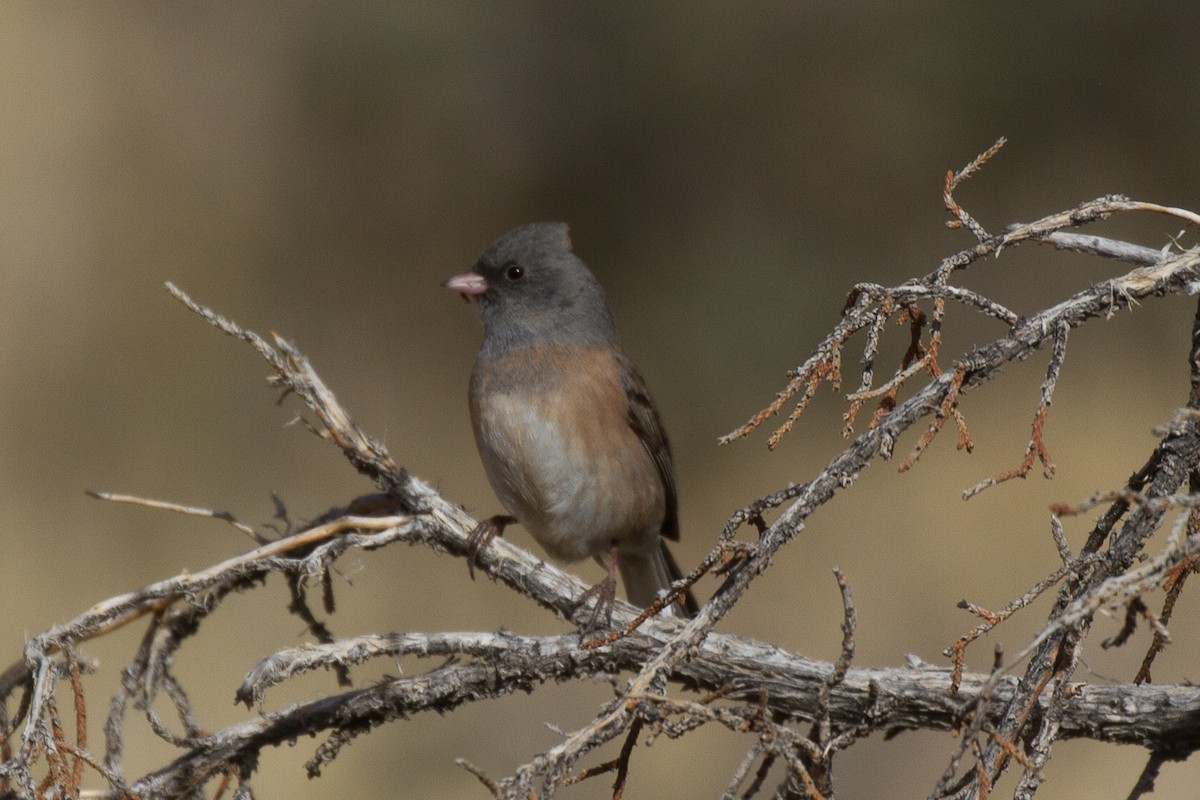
[446, 223, 618, 352]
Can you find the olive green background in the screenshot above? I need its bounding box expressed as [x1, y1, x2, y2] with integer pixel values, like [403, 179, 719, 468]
[2, 4, 1198, 798]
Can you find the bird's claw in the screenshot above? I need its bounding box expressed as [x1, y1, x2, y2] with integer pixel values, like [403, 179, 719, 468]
[466, 514, 515, 580]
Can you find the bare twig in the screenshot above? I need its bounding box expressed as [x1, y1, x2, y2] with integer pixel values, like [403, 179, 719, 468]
[943, 295, 1200, 797]
[456, 758, 501, 797]
[5, 150, 1200, 799]
[85, 490, 266, 544]
[1125, 750, 1169, 800]
[724, 197, 1200, 451]
[943, 137, 1007, 241]
[963, 320, 1066, 499]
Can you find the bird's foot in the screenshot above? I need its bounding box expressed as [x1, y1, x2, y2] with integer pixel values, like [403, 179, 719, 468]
[466, 514, 516, 580]
[575, 540, 621, 632]
[575, 574, 618, 633]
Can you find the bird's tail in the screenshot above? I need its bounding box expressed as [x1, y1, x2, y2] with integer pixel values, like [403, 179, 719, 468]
[618, 540, 700, 618]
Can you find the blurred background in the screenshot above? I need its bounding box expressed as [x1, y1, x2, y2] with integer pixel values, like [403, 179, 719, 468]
[2, 3, 1198, 797]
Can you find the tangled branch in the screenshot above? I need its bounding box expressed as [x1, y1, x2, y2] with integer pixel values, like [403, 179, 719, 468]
[3, 141, 1200, 799]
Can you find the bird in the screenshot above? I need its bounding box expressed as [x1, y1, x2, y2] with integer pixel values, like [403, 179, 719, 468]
[446, 222, 699, 626]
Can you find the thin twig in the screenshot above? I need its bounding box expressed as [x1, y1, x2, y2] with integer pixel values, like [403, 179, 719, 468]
[963, 320, 1067, 499]
[85, 490, 266, 544]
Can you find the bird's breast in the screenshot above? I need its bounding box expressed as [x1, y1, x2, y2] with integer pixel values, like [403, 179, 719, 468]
[469, 344, 665, 562]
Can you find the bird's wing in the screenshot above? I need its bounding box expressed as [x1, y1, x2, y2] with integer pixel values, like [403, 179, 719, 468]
[618, 352, 680, 541]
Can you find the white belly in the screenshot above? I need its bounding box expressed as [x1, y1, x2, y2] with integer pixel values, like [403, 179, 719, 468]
[474, 391, 665, 564]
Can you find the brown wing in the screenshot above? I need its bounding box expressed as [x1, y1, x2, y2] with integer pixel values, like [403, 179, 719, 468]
[618, 352, 680, 542]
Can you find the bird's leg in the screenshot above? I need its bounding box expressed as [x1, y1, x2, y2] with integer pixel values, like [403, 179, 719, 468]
[577, 540, 620, 632]
[466, 514, 516, 580]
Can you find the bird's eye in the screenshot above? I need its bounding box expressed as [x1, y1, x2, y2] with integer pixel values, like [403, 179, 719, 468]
[504, 263, 525, 281]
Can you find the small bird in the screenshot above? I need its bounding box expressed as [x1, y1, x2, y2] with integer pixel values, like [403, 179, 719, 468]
[446, 222, 699, 625]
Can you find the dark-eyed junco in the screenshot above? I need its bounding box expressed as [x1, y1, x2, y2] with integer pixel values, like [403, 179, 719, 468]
[447, 222, 699, 624]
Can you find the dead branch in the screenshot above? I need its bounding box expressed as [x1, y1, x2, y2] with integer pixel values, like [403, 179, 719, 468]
[3, 143, 1200, 799]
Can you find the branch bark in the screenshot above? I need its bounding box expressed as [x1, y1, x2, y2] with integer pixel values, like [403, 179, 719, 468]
[3, 146, 1199, 799]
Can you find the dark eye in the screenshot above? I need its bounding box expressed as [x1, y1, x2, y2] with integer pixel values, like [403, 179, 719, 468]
[503, 263, 525, 281]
